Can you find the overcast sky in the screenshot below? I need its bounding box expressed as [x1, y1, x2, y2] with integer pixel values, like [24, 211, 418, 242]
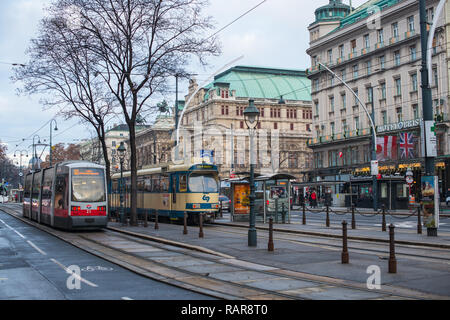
[0, 0, 367, 161]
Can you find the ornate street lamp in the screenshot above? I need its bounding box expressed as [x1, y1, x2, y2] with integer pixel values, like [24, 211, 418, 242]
[117, 142, 127, 224]
[243, 99, 259, 247]
[49, 119, 58, 166]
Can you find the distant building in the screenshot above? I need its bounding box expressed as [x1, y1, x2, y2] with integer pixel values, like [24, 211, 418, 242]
[79, 123, 149, 172]
[178, 65, 313, 180]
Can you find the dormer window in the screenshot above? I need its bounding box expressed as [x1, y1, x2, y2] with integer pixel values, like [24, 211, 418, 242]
[221, 89, 229, 99]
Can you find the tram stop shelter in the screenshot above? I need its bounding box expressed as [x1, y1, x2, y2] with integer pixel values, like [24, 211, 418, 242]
[225, 173, 296, 224]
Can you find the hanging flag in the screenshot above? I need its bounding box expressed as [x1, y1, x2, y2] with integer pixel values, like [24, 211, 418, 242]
[376, 135, 397, 161]
[399, 132, 416, 159]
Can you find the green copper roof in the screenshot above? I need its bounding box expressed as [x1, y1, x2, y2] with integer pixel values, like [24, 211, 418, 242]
[203, 66, 311, 102]
[312, 0, 351, 25]
[333, 0, 400, 32]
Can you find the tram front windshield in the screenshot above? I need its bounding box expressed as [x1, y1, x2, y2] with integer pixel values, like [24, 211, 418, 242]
[71, 168, 106, 202]
[188, 173, 218, 193]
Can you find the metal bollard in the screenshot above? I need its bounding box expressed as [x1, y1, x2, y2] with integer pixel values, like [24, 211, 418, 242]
[199, 213, 204, 238]
[381, 205, 386, 232]
[302, 202, 306, 225]
[268, 217, 274, 252]
[144, 210, 148, 228]
[417, 206, 422, 234]
[326, 205, 330, 227]
[351, 203, 356, 229]
[388, 224, 397, 273]
[281, 203, 286, 224]
[183, 211, 188, 235]
[154, 210, 159, 230]
[341, 220, 349, 264]
[220, 203, 223, 218]
[275, 198, 279, 223]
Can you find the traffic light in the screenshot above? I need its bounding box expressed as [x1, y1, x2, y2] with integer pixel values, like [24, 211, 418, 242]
[377, 174, 382, 180]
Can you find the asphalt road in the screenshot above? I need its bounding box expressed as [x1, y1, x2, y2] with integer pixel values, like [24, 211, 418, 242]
[0, 209, 214, 300]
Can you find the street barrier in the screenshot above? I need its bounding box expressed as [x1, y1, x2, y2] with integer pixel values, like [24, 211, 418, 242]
[389, 224, 397, 273]
[417, 206, 422, 234]
[341, 220, 349, 264]
[351, 204, 356, 229]
[154, 210, 159, 230]
[302, 202, 306, 225]
[325, 205, 330, 227]
[144, 210, 148, 228]
[268, 216, 274, 252]
[183, 211, 188, 235]
[199, 213, 204, 238]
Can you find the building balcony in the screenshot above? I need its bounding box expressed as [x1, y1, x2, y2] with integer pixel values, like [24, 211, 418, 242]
[374, 42, 384, 50]
[361, 47, 370, 55]
[435, 113, 449, 123]
[404, 30, 415, 40]
[307, 128, 371, 147]
[389, 36, 399, 45]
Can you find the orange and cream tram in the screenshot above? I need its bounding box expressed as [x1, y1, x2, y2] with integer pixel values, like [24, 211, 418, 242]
[23, 161, 108, 230]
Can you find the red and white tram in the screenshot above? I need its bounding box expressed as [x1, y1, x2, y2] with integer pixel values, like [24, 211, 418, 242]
[23, 161, 108, 230]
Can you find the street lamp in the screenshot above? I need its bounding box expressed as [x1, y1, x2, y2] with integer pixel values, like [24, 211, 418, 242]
[14, 149, 28, 201]
[49, 119, 58, 166]
[117, 142, 126, 224]
[32, 135, 41, 171]
[243, 99, 260, 247]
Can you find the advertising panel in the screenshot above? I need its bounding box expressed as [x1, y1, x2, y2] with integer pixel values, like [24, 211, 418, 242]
[233, 183, 250, 214]
[421, 176, 439, 228]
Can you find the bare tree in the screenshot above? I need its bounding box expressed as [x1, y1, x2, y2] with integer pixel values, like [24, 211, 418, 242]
[48, 0, 220, 225]
[12, 9, 117, 184]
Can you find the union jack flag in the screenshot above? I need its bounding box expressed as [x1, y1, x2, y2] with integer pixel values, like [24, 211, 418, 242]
[399, 132, 416, 159]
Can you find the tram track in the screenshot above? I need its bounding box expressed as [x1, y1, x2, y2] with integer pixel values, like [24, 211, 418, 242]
[1, 204, 449, 300]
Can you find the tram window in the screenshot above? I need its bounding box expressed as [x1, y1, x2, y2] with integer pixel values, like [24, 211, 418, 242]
[24, 175, 32, 198]
[188, 173, 218, 193]
[42, 170, 54, 200]
[32, 173, 42, 200]
[137, 177, 145, 192]
[54, 174, 68, 209]
[161, 176, 169, 192]
[152, 175, 160, 192]
[112, 180, 118, 193]
[179, 175, 187, 192]
[71, 168, 106, 202]
[144, 176, 152, 192]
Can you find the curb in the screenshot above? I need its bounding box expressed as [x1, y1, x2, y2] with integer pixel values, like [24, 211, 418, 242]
[211, 222, 450, 249]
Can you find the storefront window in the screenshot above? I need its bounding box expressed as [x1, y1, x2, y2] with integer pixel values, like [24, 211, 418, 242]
[381, 183, 388, 198]
[396, 183, 408, 198]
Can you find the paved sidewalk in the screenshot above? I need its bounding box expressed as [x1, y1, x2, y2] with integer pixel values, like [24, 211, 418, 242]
[108, 217, 450, 299]
[213, 213, 450, 248]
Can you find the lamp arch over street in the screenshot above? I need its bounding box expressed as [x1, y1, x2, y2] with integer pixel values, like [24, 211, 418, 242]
[318, 62, 377, 151]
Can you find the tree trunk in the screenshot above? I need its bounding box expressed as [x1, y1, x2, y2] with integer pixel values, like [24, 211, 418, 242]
[127, 120, 138, 226]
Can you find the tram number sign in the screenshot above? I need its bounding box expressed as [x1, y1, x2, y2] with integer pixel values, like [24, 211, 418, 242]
[406, 176, 413, 184]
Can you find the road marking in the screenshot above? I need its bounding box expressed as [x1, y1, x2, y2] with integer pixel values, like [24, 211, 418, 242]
[0, 220, 27, 238]
[121, 297, 133, 300]
[27, 240, 47, 255]
[50, 258, 98, 288]
[0, 278, 8, 281]
[13, 229, 26, 239]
